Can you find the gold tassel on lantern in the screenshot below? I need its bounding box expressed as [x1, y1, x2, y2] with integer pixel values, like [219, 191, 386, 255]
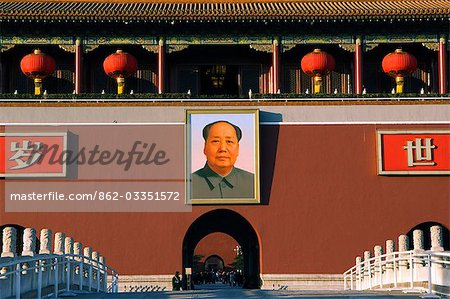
[34, 78, 42, 96]
[117, 77, 125, 95]
[314, 76, 322, 94]
[395, 76, 404, 94]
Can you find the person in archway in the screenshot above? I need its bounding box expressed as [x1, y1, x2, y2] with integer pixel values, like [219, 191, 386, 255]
[191, 120, 254, 199]
[172, 271, 181, 291]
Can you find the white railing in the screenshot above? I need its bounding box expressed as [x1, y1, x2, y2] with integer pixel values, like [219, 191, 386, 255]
[344, 251, 450, 296]
[0, 253, 119, 299]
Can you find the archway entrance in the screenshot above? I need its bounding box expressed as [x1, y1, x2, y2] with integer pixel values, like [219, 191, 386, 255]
[204, 255, 225, 272]
[182, 209, 261, 289]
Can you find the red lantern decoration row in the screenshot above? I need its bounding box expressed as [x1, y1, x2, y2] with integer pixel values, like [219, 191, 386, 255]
[382, 49, 417, 94]
[300, 48, 417, 94]
[103, 50, 138, 95]
[19, 48, 417, 96]
[301, 49, 335, 94]
[20, 49, 138, 96]
[20, 49, 56, 95]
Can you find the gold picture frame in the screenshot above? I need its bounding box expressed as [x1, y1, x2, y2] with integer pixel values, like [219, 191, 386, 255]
[186, 109, 260, 204]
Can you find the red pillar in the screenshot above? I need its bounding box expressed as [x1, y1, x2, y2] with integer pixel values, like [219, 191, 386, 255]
[158, 38, 165, 94]
[75, 38, 82, 94]
[438, 36, 447, 94]
[272, 38, 280, 94]
[354, 37, 363, 95]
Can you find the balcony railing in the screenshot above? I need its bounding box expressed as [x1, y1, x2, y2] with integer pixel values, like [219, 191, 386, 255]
[0, 93, 449, 103]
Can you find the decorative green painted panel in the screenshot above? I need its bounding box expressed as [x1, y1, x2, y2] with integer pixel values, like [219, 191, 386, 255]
[365, 35, 437, 43]
[236, 36, 273, 44]
[166, 36, 272, 45]
[282, 36, 353, 44]
[166, 37, 200, 44]
[84, 36, 157, 45]
[1, 36, 74, 45]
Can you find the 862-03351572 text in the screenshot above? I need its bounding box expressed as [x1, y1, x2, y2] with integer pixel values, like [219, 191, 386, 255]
[9, 191, 181, 201]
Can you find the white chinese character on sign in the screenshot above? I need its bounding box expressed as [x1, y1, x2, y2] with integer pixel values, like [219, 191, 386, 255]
[9, 140, 43, 170]
[403, 138, 436, 167]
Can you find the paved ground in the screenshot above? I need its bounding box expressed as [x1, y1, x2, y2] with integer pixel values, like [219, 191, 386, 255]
[72, 284, 433, 299]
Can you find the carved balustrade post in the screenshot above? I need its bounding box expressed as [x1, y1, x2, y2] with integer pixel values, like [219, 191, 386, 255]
[22, 228, 36, 257]
[374, 245, 383, 287]
[431, 225, 444, 251]
[54, 232, 66, 255]
[398, 235, 409, 282]
[363, 250, 372, 289]
[1, 227, 17, 258]
[39, 229, 52, 254]
[385, 240, 395, 283]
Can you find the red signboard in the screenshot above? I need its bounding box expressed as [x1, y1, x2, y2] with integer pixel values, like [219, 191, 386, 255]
[0, 133, 67, 177]
[377, 130, 450, 175]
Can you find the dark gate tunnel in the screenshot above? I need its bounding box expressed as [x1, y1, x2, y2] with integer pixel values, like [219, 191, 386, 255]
[182, 209, 261, 289]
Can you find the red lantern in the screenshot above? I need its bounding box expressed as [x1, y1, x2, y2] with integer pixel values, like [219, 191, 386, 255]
[382, 49, 417, 94]
[103, 50, 138, 94]
[301, 49, 335, 94]
[20, 49, 56, 95]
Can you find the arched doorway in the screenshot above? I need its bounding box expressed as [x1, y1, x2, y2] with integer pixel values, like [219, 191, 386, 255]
[182, 209, 261, 289]
[204, 255, 225, 272]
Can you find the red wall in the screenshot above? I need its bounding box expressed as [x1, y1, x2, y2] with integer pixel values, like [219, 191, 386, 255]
[1, 124, 449, 275]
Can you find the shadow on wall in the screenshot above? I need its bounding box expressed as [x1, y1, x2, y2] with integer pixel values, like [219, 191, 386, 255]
[259, 111, 282, 205]
[406, 222, 450, 250]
